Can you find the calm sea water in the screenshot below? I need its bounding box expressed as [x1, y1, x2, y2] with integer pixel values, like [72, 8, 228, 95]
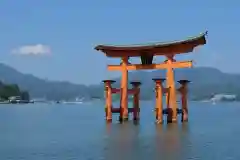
[0, 101, 240, 160]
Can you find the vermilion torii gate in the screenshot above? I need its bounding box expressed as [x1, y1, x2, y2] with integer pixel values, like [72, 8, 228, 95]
[95, 32, 207, 124]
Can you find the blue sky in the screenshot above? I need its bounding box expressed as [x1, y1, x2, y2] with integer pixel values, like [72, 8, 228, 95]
[0, 1, 239, 84]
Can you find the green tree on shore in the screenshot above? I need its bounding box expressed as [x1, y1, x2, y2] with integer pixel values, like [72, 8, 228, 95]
[0, 82, 30, 100]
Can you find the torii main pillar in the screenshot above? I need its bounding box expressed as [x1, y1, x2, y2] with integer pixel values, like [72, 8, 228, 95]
[120, 56, 129, 121]
[165, 55, 178, 123]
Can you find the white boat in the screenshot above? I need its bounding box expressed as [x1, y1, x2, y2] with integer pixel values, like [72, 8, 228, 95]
[62, 97, 84, 104]
[62, 101, 83, 104]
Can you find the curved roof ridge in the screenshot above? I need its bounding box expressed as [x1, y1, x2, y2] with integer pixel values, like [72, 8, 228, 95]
[95, 31, 207, 50]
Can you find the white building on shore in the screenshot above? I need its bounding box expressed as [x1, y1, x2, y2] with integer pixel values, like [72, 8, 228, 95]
[211, 94, 236, 102]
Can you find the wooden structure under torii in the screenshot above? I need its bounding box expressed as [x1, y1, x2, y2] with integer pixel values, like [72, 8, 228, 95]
[95, 32, 207, 123]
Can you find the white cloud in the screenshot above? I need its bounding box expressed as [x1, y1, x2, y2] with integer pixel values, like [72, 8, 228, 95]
[11, 44, 52, 56]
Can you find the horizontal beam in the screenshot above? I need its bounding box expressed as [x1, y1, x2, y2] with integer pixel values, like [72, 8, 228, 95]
[108, 61, 193, 71]
[111, 108, 136, 113]
[112, 88, 137, 94]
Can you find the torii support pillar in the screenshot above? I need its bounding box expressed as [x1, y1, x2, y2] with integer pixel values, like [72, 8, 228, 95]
[103, 80, 116, 122]
[178, 80, 190, 122]
[153, 78, 165, 124]
[130, 81, 141, 121]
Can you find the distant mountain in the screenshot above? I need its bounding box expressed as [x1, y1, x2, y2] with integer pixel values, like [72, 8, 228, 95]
[0, 63, 239, 101]
[0, 63, 101, 100]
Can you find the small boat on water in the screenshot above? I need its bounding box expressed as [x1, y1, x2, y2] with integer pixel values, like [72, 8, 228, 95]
[62, 101, 83, 104]
[61, 97, 84, 105]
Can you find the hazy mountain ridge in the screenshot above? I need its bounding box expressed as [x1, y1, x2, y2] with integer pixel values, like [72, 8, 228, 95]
[0, 63, 239, 100]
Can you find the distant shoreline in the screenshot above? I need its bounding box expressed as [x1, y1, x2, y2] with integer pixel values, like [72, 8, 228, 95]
[0, 100, 33, 104]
